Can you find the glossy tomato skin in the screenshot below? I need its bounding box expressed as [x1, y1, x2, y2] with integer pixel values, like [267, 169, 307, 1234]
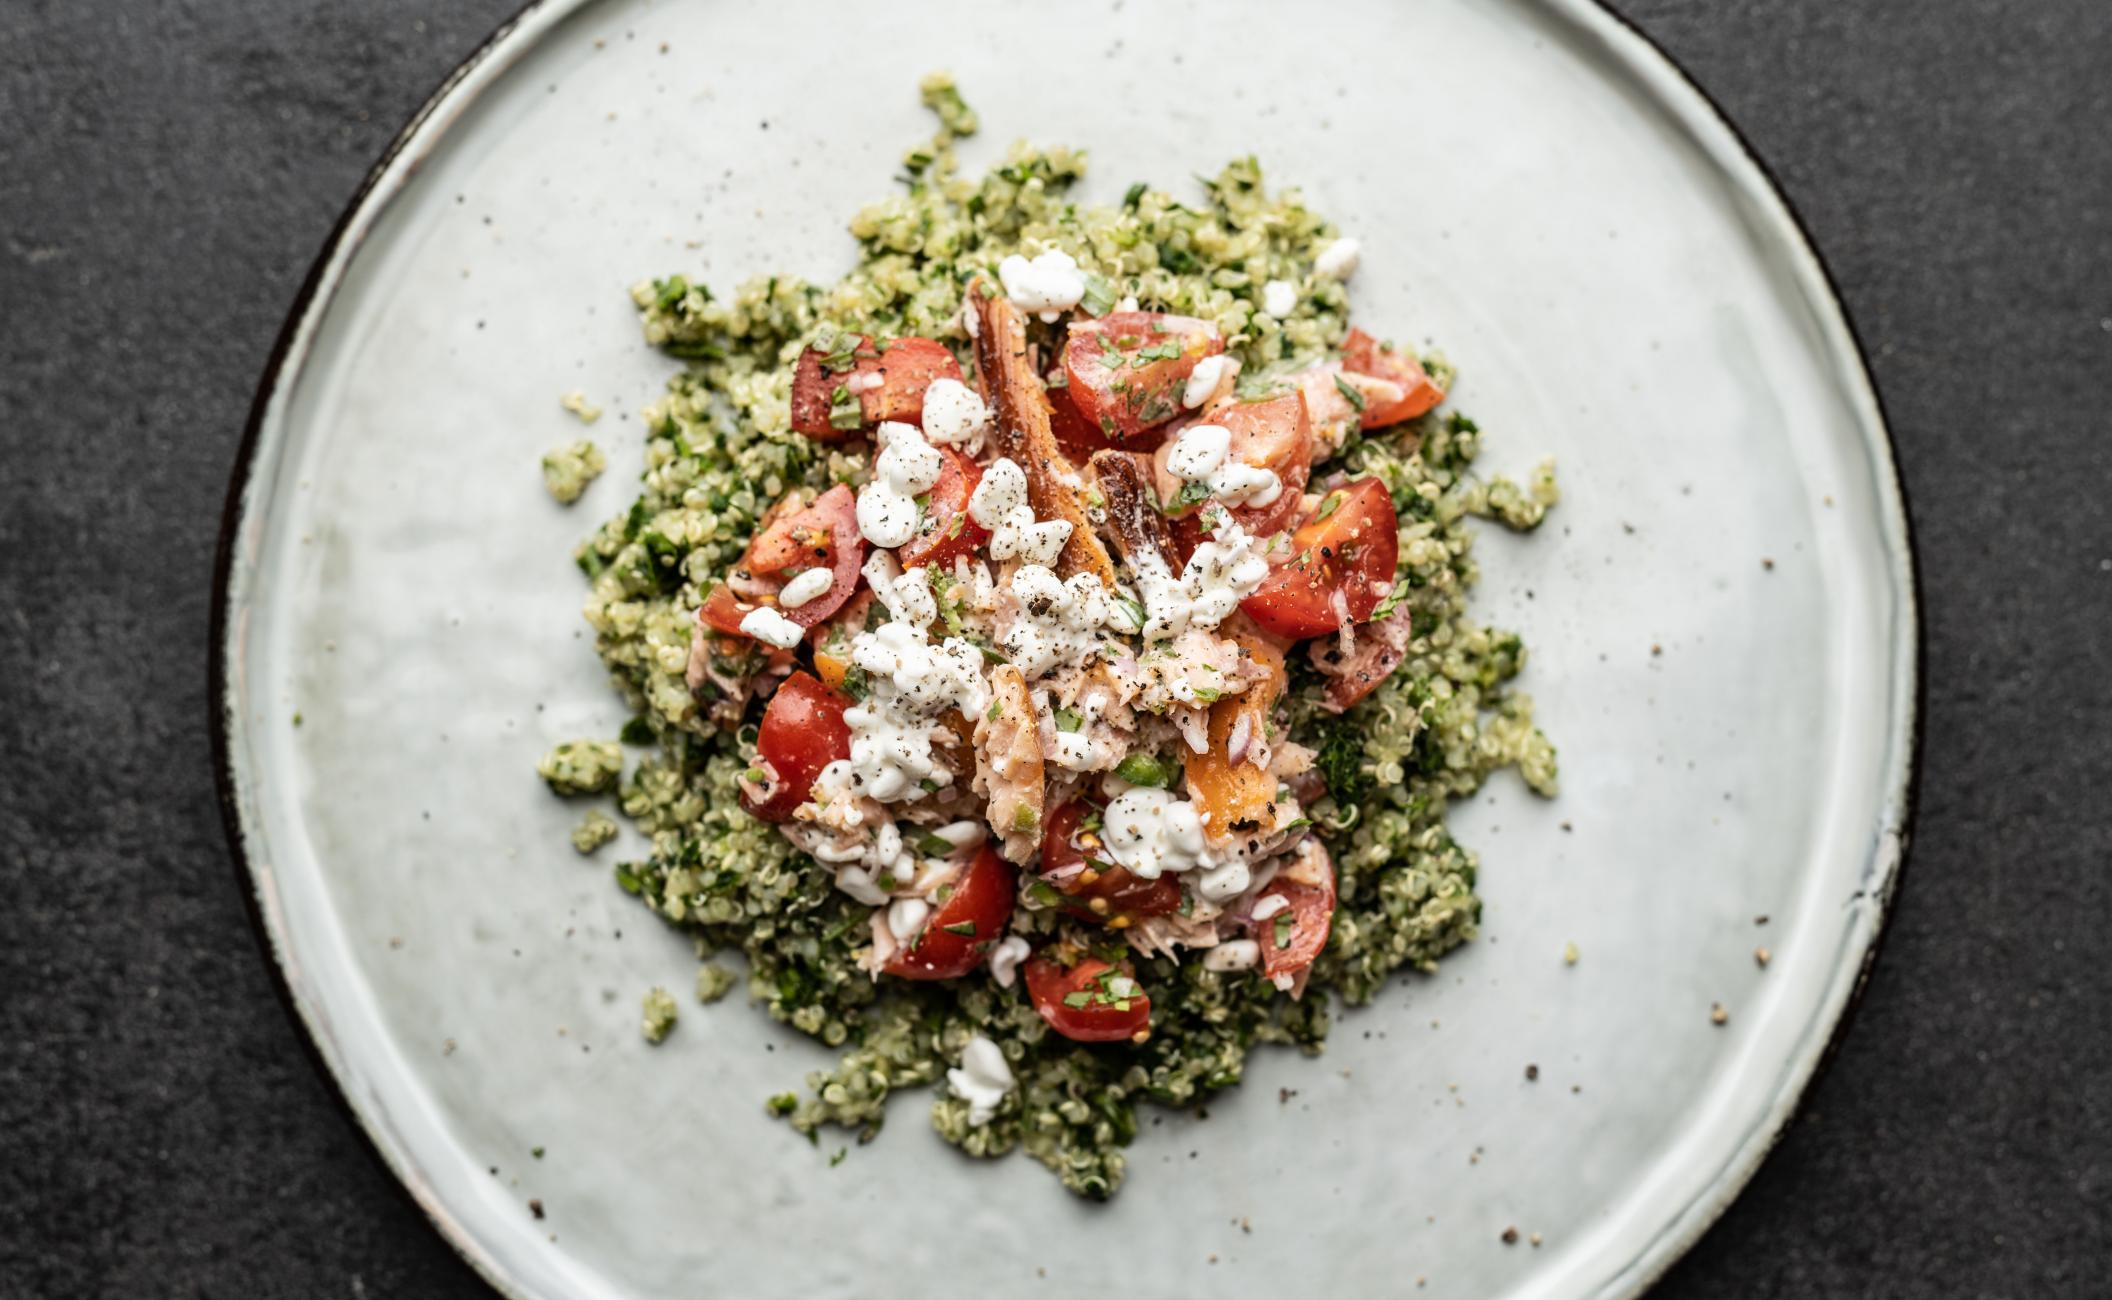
[711, 485, 864, 640]
[884, 845, 1017, 980]
[1039, 800, 1183, 924]
[897, 446, 990, 569]
[1239, 478, 1400, 641]
[1311, 599, 1415, 712]
[1048, 383, 1118, 464]
[1157, 390, 1314, 557]
[1061, 312, 1222, 443]
[1023, 953, 1152, 1043]
[1341, 328, 1445, 429]
[789, 335, 963, 439]
[1255, 847, 1337, 982]
[741, 672, 852, 822]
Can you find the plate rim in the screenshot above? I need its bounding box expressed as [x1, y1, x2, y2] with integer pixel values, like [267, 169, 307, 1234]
[207, 2, 1924, 1295]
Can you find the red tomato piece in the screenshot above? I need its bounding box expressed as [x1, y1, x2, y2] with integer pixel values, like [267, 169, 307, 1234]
[739, 671, 852, 822]
[1154, 389, 1314, 553]
[1061, 312, 1223, 443]
[789, 334, 963, 439]
[1239, 478, 1400, 641]
[710, 485, 865, 642]
[884, 845, 1017, 980]
[1255, 847, 1337, 982]
[896, 446, 990, 570]
[698, 583, 753, 638]
[1311, 600, 1416, 712]
[1023, 952, 1152, 1043]
[1048, 383, 1118, 464]
[1341, 328, 1446, 428]
[1038, 800, 1183, 925]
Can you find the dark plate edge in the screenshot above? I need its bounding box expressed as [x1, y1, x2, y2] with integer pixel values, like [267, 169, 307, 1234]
[206, 4, 555, 1296]
[1583, 3, 1927, 1295]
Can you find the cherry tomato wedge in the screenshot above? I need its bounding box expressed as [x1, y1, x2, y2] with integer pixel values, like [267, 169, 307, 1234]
[739, 671, 852, 822]
[1156, 389, 1314, 556]
[1048, 383, 1118, 464]
[1061, 312, 1223, 443]
[1039, 800, 1183, 924]
[884, 845, 1017, 980]
[1341, 328, 1446, 429]
[1239, 478, 1400, 641]
[1024, 952, 1152, 1043]
[1255, 846, 1337, 982]
[789, 334, 963, 440]
[703, 485, 865, 640]
[1291, 363, 1401, 455]
[896, 446, 990, 570]
[1310, 599, 1415, 712]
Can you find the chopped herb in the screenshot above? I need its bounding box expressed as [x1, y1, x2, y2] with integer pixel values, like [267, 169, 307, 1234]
[1080, 273, 1117, 317]
[1114, 752, 1174, 787]
[1012, 804, 1039, 833]
[942, 921, 978, 937]
[1191, 685, 1223, 703]
[829, 1147, 849, 1167]
[1122, 181, 1148, 208]
[1313, 491, 1345, 523]
[916, 831, 957, 857]
[1170, 480, 1213, 510]
[1063, 990, 1093, 1009]
[619, 716, 655, 745]
[827, 383, 863, 431]
[1332, 373, 1369, 412]
[1273, 912, 1295, 950]
[1054, 706, 1084, 732]
[839, 665, 871, 701]
[987, 699, 1004, 721]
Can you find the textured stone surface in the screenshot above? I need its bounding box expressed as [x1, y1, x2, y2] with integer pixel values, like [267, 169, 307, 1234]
[1, 1, 2106, 1295]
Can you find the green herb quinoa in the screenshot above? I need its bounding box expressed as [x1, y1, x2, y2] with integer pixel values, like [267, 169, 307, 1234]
[540, 76, 1557, 1198]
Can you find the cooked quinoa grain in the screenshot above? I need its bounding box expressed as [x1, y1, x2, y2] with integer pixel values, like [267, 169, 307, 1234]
[536, 740, 623, 796]
[541, 439, 607, 504]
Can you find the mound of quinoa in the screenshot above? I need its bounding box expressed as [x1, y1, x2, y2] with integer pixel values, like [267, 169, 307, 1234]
[545, 75, 1557, 1198]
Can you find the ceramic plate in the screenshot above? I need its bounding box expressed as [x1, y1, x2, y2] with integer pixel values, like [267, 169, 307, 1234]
[214, 1, 1917, 1296]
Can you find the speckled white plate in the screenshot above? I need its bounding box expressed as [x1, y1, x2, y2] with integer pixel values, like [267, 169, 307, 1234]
[213, 2, 1918, 1296]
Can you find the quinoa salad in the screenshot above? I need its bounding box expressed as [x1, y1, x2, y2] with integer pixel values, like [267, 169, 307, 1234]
[541, 77, 1558, 1198]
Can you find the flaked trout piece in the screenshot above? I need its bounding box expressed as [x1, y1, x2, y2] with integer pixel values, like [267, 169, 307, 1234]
[972, 663, 1046, 863]
[1086, 449, 1176, 573]
[965, 277, 1118, 588]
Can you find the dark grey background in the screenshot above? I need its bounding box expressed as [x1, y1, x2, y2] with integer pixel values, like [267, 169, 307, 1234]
[3, 0, 2107, 1295]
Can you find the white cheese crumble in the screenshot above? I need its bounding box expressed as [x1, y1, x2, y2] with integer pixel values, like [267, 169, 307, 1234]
[946, 1035, 1016, 1126]
[1001, 564, 1115, 680]
[1203, 938, 1261, 972]
[776, 567, 834, 609]
[997, 248, 1086, 322]
[862, 550, 938, 627]
[1182, 354, 1233, 409]
[886, 896, 931, 944]
[920, 376, 991, 445]
[1165, 423, 1281, 509]
[987, 935, 1032, 988]
[968, 457, 1071, 566]
[738, 606, 804, 649]
[842, 617, 990, 802]
[1261, 279, 1297, 318]
[1099, 787, 1206, 881]
[1314, 237, 1361, 281]
[1131, 514, 1271, 640]
[856, 421, 945, 548]
[1250, 892, 1291, 921]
